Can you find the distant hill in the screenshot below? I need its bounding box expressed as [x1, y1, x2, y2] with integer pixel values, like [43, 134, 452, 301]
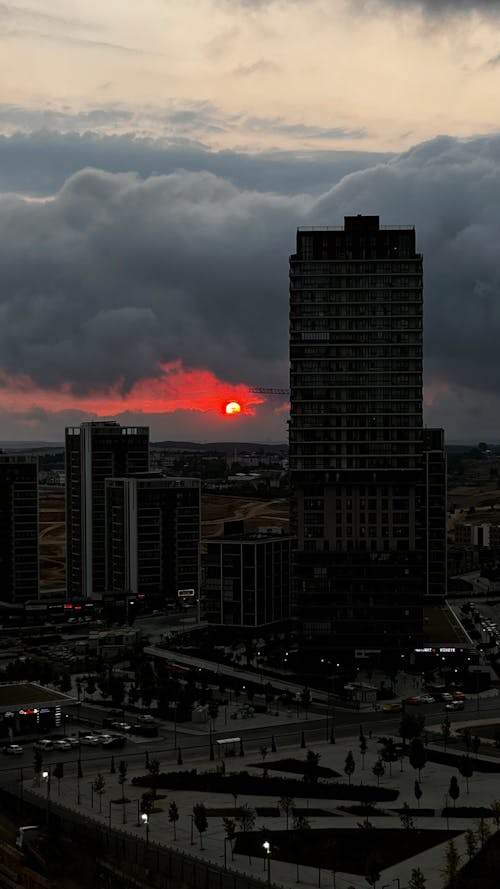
[0, 441, 63, 451]
[151, 441, 287, 453]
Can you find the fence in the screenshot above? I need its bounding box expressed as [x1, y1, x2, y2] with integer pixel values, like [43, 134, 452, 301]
[1, 784, 281, 889]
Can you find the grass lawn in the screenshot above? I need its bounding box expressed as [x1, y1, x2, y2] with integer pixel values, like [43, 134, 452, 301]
[234, 827, 460, 875]
[424, 606, 467, 643]
[249, 757, 340, 779]
[0, 682, 72, 706]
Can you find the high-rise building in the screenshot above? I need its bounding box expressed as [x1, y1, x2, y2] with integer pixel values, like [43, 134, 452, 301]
[0, 455, 39, 604]
[289, 215, 446, 660]
[65, 421, 149, 598]
[105, 473, 200, 606]
[204, 522, 292, 626]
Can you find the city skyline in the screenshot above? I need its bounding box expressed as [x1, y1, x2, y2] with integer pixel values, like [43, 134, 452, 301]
[1, 1, 500, 441]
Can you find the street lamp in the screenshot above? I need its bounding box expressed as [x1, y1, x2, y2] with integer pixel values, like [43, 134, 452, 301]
[141, 812, 149, 845]
[263, 840, 271, 886]
[42, 771, 50, 826]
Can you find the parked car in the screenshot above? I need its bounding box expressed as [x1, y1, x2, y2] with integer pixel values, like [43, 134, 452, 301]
[101, 735, 126, 749]
[452, 691, 466, 701]
[3, 744, 24, 755]
[66, 736, 80, 748]
[441, 692, 453, 702]
[420, 694, 436, 703]
[445, 700, 465, 711]
[80, 735, 101, 746]
[383, 702, 402, 712]
[403, 696, 422, 706]
[111, 722, 131, 732]
[33, 739, 53, 751]
[136, 714, 155, 723]
[53, 739, 72, 751]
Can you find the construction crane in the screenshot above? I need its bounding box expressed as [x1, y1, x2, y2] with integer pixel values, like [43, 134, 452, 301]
[249, 387, 289, 397]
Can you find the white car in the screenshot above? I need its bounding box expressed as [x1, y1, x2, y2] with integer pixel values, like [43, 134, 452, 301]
[53, 739, 72, 751]
[33, 739, 53, 751]
[111, 722, 131, 732]
[66, 736, 80, 748]
[420, 694, 435, 703]
[80, 735, 101, 746]
[3, 744, 24, 756]
[137, 714, 155, 723]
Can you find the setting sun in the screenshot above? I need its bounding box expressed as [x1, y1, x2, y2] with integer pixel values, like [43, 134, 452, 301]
[225, 401, 241, 415]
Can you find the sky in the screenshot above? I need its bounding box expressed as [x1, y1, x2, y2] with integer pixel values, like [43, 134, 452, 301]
[2, 0, 500, 442]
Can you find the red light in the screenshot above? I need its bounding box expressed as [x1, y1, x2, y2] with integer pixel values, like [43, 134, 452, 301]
[74, 605, 82, 611]
[64, 603, 72, 609]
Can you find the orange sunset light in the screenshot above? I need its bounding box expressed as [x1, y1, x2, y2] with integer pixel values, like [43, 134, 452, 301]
[0, 363, 264, 418]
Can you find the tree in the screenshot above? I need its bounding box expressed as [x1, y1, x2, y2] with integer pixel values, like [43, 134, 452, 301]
[464, 828, 478, 860]
[380, 738, 398, 777]
[458, 755, 474, 794]
[236, 804, 256, 832]
[222, 816, 236, 860]
[399, 802, 415, 830]
[93, 774, 106, 813]
[360, 733, 368, 769]
[442, 839, 460, 888]
[442, 714, 451, 751]
[414, 780, 422, 809]
[372, 760, 385, 786]
[293, 814, 310, 884]
[399, 712, 425, 749]
[304, 749, 321, 785]
[260, 745, 268, 762]
[408, 866, 427, 889]
[279, 794, 295, 830]
[141, 790, 155, 818]
[344, 750, 355, 785]
[490, 798, 500, 829]
[476, 817, 491, 848]
[208, 700, 219, 731]
[169, 801, 179, 840]
[472, 735, 481, 758]
[364, 852, 381, 888]
[462, 727, 472, 751]
[193, 803, 208, 849]
[409, 738, 427, 781]
[118, 760, 128, 804]
[147, 758, 160, 799]
[53, 762, 64, 796]
[449, 775, 460, 809]
[110, 755, 116, 774]
[59, 673, 72, 694]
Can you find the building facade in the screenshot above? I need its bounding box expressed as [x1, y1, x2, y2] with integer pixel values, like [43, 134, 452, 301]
[204, 524, 292, 626]
[289, 215, 445, 659]
[105, 473, 200, 606]
[0, 455, 39, 604]
[65, 421, 149, 598]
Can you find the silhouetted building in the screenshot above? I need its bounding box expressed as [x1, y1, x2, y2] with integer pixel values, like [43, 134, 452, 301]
[0, 455, 39, 603]
[204, 524, 291, 626]
[289, 216, 446, 659]
[105, 473, 200, 606]
[65, 421, 149, 598]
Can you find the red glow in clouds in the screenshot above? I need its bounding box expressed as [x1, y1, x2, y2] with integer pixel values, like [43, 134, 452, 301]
[0, 363, 264, 418]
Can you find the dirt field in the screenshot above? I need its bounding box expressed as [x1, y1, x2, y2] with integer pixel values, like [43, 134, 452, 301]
[38, 488, 290, 588]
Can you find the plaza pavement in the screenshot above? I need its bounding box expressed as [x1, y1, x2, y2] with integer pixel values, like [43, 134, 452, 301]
[23, 692, 500, 889]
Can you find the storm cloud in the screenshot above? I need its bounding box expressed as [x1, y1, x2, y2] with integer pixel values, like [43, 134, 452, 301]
[2, 132, 500, 439]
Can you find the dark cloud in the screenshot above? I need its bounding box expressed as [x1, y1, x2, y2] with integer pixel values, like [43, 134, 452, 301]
[0, 129, 390, 196]
[245, 116, 367, 140]
[2, 132, 500, 439]
[353, 0, 500, 13]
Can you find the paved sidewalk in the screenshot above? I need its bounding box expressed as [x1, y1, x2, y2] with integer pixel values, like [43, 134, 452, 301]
[22, 712, 500, 889]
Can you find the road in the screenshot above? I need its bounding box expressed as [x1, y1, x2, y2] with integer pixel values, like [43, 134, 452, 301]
[3, 697, 500, 789]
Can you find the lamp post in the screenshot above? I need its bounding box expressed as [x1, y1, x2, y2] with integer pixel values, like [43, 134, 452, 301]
[89, 782, 94, 809]
[263, 840, 271, 886]
[42, 771, 50, 826]
[136, 799, 141, 827]
[141, 812, 149, 846]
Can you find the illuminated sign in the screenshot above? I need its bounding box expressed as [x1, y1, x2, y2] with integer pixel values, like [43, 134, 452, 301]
[415, 647, 457, 653]
[178, 588, 195, 599]
[19, 708, 38, 716]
